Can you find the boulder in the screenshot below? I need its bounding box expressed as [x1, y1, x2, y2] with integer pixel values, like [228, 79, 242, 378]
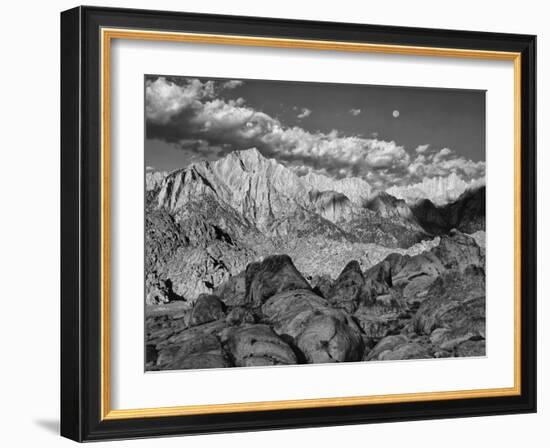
[362, 277, 390, 301]
[172, 353, 231, 370]
[378, 342, 431, 361]
[429, 325, 486, 352]
[214, 271, 247, 306]
[353, 289, 408, 342]
[402, 275, 437, 305]
[365, 334, 408, 361]
[157, 319, 227, 350]
[364, 258, 393, 287]
[328, 260, 368, 312]
[145, 313, 188, 346]
[455, 339, 486, 357]
[223, 324, 298, 367]
[354, 310, 400, 340]
[162, 333, 230, 370]
[245, 255, 311, 306]
[412, 267, 486, 336]
[189, 294, 226, 326]
[383, 253, 410, 278]
[296, 314, 363, 363]
[392, 252, 445, 287]
[225, 307, 256, 326]
[354, 311, 402, 341]
[262, 289, 327, 335]
[431, 230, 484, 272]
[262, 289, 364, 363]
[156, 345, 181, 367]
[311, 275, 333, 299]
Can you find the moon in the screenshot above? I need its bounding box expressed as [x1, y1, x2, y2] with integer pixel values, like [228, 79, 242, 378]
[392, 110, 400, 118]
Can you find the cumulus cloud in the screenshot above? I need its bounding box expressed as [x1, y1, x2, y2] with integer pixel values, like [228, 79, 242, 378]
[407, 149, 485, 182]
[145, 76, 484, 189]
[415, 144, 430, 154]
[433, 147, 453, 163]
[222, 80, 243, 90]
[349, 108, 361, 116]
[297, 108, 312, 119]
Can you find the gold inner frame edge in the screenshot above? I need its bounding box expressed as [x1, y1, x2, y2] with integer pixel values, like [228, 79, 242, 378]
[100, 27, 522, 421]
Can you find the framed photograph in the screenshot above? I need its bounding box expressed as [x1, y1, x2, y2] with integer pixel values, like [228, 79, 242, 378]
[60, 6, 536, 441]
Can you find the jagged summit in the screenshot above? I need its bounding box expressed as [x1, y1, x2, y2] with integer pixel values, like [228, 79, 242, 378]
[156, 148, 376, 216]
[228, 147, 264, 164]
[145, 170, 167, 191]
[157, 148, 308, 231]
[150, 150, 484, 240]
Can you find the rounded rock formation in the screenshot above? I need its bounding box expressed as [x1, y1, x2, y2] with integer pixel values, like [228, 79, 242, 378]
[189, 294, 226, 326]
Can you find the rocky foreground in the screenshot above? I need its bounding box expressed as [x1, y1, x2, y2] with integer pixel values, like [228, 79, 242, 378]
[146, 229, 485, 370]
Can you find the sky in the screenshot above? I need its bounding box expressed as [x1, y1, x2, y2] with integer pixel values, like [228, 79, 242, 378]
[144, 75, 485, 189]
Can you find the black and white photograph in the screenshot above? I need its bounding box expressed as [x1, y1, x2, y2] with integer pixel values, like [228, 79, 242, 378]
[144, 75, 486, 371]
[51, 3, 541, 443]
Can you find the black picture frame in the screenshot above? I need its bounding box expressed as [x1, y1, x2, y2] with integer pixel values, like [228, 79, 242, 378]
[61, 5, 536, 442]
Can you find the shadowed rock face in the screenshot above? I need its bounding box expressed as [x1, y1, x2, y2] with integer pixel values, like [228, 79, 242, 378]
[245, 255, 311, 306]
[366, 191, 416, 221]
[328, 260, 368, 312]
[410, 199, 449, 235]
[309, 190, 354, 223]
[412, 186, 485, 235]
[445, 186, 485, 234]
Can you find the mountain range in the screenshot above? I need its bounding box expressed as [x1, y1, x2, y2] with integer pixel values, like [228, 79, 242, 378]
[145, 148, 485, 304]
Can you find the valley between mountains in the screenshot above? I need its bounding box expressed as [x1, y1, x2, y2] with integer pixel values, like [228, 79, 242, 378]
[145, 148, 486, 370]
